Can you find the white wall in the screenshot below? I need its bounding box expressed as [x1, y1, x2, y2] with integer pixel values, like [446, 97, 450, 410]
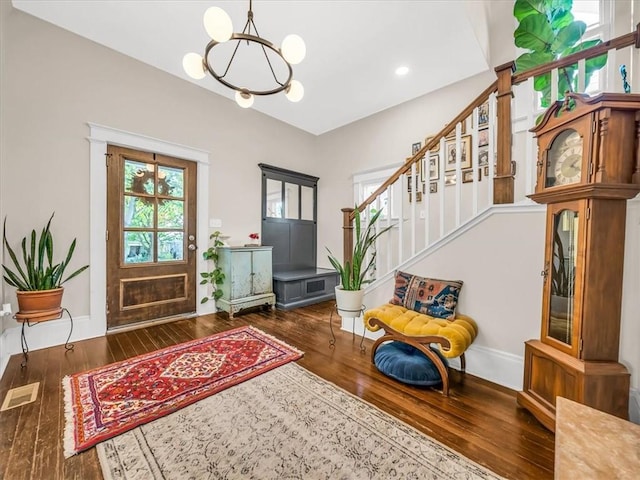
[0, 3, 317, 361]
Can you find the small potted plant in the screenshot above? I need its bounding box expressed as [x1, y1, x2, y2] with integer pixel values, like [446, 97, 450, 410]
[2, 213, 89, 321]
[327, 206, 392, 317]
[200, 230, 226, 304]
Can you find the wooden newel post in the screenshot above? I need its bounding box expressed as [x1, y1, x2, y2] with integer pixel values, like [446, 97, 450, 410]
[494, 61, 515, 204]
[341, 207, 354, 268]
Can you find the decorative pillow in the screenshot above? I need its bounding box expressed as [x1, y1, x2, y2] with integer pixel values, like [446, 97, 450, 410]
[390, 270, 463, 320]
[374, 341, 448, 387]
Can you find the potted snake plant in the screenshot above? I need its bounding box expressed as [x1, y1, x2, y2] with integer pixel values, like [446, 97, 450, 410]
[327, 206, 392, 317]
[2, 213, 89, 321]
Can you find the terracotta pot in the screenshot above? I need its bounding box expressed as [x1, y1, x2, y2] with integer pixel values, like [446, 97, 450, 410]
[334, 286, 364, 318]
[15, 287, 64, 322]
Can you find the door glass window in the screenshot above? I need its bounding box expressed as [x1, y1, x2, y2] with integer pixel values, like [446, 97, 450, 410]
[285, 183, 299, 219]
[301, 186, 314, 221]
[122, 158, 185, 264]
[158, 232, 184, 261]
[124, 231, 154, 263]
[159, 165, 183, 198]
[266, 179, 282, 218]
[123, 196, 154, 228]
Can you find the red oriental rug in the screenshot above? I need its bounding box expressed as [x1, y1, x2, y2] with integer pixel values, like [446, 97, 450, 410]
[62, 326, 303, 457]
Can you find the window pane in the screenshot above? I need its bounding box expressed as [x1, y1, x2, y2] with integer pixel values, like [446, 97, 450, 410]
[301, 186, 314, 220]
[124, 231, 154, 263]
[123, 196, 154, 228]
[124, 159, 154, 195]
[158, 200, 184, 229]
[266, 179, 282, 218]
[572, 1, 599, 27]
[159, 165, 183, 198]
[158, 232, 184, 261]
[285, 183, 299, 219]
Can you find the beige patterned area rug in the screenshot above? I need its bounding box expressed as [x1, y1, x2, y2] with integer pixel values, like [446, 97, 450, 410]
[97, 363, 503, 480]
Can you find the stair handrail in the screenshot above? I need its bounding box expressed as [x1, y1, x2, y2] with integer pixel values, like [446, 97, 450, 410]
[342, 23, 640, 268]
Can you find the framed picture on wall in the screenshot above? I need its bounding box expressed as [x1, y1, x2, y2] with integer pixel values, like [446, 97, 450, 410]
[429, 182, 437, 194]
[445, 173, 456, 186]
[478, 146, 489, 166]
[412, 141, 421, 155]
[478, 128, 489, 147]
[428, 154, 439, 181]
[445, 136, 472, 172]
[462, 169, 482, 183]
[477, 101, 489, 128]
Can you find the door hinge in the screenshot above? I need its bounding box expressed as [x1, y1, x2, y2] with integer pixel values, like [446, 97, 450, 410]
[105, 298, 109, 315]
[592, 119, 597, 133]
[106, 230, 109, 241]
[586, 207, 591, 220]
[105, 152, 112, 167]
[588, 162, 594, 176]
[579, 338, 584, 354]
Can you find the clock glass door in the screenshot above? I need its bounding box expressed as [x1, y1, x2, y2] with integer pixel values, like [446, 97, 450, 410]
[546, 208, 579, 346]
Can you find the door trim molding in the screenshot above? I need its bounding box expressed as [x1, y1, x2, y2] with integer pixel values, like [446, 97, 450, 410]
[88, 123, 213, 337]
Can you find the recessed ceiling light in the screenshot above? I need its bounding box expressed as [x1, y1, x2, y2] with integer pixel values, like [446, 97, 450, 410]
[395, 66, 409, 76]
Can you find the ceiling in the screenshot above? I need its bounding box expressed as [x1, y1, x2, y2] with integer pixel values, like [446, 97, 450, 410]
[12, 0, 491, 135]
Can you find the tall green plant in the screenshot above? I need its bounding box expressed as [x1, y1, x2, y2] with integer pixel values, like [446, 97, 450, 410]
[514, 0, 607, 108]
[326, 206, 392, 291]
[200, 230, 225, 303]
[2, 213, 89, 291]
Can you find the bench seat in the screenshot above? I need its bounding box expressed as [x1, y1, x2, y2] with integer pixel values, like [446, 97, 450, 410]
[364, 303, 478, 395]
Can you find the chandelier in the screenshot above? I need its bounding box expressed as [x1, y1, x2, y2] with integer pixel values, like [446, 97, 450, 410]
[182, 0, 306, 108]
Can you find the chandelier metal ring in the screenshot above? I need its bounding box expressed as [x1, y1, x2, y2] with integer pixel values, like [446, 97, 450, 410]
[203, 34, 293, 97]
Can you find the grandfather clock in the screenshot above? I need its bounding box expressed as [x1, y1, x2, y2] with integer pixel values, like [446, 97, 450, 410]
[517, 92, 640, 431]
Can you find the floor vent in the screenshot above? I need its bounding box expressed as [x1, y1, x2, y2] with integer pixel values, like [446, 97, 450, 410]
[1, 382, 39, 411]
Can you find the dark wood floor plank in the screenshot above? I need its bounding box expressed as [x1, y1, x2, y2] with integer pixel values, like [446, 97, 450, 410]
[0, 302, 555, 479]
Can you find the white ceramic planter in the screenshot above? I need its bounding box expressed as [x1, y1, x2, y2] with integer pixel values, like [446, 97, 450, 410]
[334, 286, 364, 318]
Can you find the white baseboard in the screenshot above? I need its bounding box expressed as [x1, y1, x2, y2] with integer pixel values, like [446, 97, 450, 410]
[0, 314, 103, 380]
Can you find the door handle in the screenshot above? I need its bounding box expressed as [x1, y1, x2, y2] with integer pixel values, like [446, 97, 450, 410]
[188, 244, 197, 251]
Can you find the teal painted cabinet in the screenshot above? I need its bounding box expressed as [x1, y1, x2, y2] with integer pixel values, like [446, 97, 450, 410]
[216, 246, 276, 317]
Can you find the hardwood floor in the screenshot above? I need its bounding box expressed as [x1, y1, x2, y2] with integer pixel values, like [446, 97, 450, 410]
[0, 301, 554, 479]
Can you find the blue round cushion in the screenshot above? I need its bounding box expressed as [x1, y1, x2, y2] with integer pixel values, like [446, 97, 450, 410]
[374, 341, 448, 387]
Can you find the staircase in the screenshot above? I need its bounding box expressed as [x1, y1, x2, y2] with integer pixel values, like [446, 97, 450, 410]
[335, 25, 640, 399]
[341, 24, 640, 288]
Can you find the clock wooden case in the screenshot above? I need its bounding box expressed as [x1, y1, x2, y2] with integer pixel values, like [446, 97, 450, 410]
[517, 92, 640, 431]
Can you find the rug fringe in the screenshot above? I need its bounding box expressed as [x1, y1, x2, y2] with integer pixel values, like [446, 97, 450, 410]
[62, 375, 77, 458]
[247, 326, 304, 357]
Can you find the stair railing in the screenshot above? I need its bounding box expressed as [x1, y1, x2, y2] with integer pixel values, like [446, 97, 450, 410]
[342, 24, 640, 278]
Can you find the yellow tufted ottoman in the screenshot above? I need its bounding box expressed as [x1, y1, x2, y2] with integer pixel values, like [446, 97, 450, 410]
[364, 303, 478, 396]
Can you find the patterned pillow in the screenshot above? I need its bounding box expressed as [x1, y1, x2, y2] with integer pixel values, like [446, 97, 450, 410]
[390, 270, 463, 320]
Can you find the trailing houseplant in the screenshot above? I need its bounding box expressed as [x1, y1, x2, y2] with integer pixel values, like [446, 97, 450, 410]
[327, 206, 392, 317]
[513, 0, 607, 109]
[200, 230, 226, 304]
[2, 213, 89, 319]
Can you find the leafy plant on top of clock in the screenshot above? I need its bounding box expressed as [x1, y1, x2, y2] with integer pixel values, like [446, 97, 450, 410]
[200, 230, 225, 303]
[513, 0, 607, 109]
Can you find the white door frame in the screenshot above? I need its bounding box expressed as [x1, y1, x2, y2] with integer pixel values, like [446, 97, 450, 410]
[88, 123, 213, 337]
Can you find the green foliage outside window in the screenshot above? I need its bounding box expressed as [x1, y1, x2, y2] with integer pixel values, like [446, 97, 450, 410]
[513, 0, 607, 108]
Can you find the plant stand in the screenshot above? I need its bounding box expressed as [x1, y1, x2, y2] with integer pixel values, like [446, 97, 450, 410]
[16, 307, 74, 368]
[328, 303, 366, 353]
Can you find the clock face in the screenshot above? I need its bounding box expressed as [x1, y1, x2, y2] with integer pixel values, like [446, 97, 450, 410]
[545, 129, 583, 187]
